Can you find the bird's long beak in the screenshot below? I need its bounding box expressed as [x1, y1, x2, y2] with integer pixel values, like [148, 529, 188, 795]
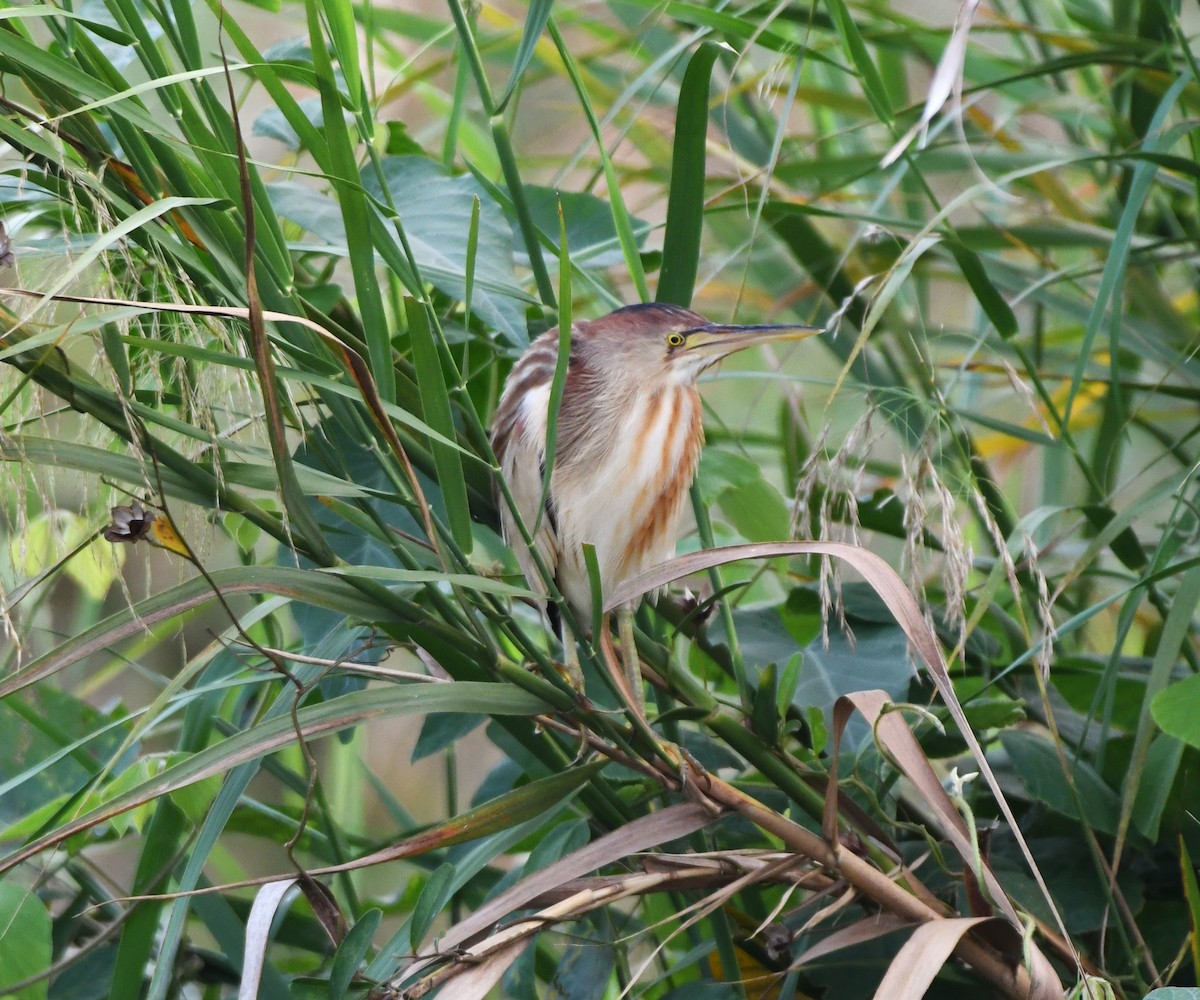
[684, 321, 822, 359]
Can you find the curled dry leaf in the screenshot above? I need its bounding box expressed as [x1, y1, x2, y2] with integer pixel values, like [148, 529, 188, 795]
[610, 541, 1076, 993]
[389, 803, 717, 991]
[871, 916, 1002, 1000]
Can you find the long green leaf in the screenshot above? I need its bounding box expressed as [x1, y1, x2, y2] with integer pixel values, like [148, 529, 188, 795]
[496, 0, 553, 113]
[304, 0, 393, 402]
[0, 684, 549, 874]
[0, 566, 405, 699]
[403, 298, 471, 552]
[657, 41, 720, 308]
[547, 18, 648, 302]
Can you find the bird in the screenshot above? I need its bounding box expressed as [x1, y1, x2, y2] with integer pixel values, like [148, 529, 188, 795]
[490, 302, 821, 701]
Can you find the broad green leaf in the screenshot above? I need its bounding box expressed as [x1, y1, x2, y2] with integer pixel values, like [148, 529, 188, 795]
[519, 187, 652, 269]
[1000, 730, 1120, 835]
[1151, 674, 1200, 750]
[0, 882, 50, 1000]
[364, 158, 527, 344]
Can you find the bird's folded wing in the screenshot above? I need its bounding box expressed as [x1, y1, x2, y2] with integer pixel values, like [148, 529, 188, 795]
[497, 419, 560, 606]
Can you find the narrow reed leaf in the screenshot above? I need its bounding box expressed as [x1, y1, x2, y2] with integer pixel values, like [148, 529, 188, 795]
[547, 18, 648, 302]
[945, 240, 1017, 338]
[410, 866, 454, 949]
[1183, 839, 1200, 977]
[0, 30, 160, 134]
[443, 52, 471, 165]
[491, 121, 557, 309]
[583, 542, 603, 636]
[663, 2, 810, 54]
[0, 684, 549, 874]
[224, 54, 336, 568]
[1066, 76, 1188, 423]
[404, 298, 472, 552]
[535, 200, 571, 536]
[1115, 566, 1200, 859]
[445, 0, 496, 115]
[40, 63, 251, 126]
[1130, 734, 1184, 844]
[658, 41, 720, 308]
[0, 436, 206, 506]
[320, 566, 538, 599]
[0, 4, 134, 43]
[464, 194, 480, 329]
[109, 799, 193, 1000]
[497, 0, 553, 114]
[199, 2, 329, 157]
[305, 0, 394, 402]
[0, 566, 405, 699]
[321, 0, 364, 114]
[822, 0, 893, 123]
[147, 775, 275, 1000]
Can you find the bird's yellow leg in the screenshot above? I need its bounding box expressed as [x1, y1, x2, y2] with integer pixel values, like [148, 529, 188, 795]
[617, 604, 645, 718]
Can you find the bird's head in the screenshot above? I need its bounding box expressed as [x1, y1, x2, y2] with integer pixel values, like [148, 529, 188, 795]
[578, 302, 822, 386]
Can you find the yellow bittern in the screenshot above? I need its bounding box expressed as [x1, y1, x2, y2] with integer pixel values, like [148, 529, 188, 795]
[491, 302, 820, 700]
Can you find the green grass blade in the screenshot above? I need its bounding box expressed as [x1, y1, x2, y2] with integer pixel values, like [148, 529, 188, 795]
[944, 239, 1017, 339]
[657, 41, 720, 308]
[496, 0, 553, 113]
[305, 0, 393, 403]
[535, 200, 572, 536]
[1065, 77, 1188, 424]
[1114, 565, 1200, 860]
[320, 0, 366, 116]
[0, 684, 550, 874]
[822, 0, 893, 123]
[491, 121, 557, 308]
[404, 298, 471, 553]
[445, 0, 496, 115]
[547, 18, 648, 303]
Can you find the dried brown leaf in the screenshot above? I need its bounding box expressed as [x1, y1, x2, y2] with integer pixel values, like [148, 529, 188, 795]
[792, 913, 911, 968]
[391, 802, 718, 987]
[238, 879, 296, 1000]
[608, 541, 1078, 982]
[871, 916, 994, 1000]
[434, 939, 526, 1000]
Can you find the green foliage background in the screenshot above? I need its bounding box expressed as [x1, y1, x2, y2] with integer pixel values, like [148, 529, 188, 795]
[1, 0, 1199, 998]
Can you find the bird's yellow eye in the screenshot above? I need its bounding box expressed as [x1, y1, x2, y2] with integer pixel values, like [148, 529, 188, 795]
[666, 331, 686, 348]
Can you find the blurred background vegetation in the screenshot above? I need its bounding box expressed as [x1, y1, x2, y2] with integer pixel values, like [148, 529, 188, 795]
[1, 0, 1199, 997]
